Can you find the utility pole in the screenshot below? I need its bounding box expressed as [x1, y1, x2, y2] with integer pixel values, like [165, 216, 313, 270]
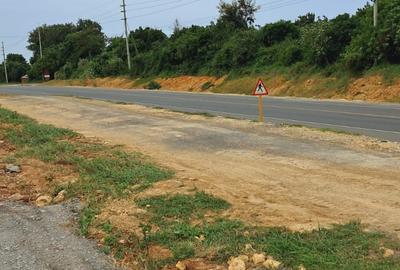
[38, 27, 43, 58]
[1, 42, 8, 84]
[374, 0, 378, 27]
[121, 0, 132, 70]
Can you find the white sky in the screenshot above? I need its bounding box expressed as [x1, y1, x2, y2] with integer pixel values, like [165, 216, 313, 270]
[0, 0, 371, 61]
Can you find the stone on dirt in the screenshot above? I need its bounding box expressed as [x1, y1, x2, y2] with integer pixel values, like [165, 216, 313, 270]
[53, 190, 67, 203]
[263, 257, 282, 269]
[8, 193, 28, 202]
[252, 253, 266, 265]
[381, 247, 395, 258]
[35, 195, 52, 207]
[228, 257, 246, 270]
[5, 164, 21, 173]
[176, 261, 187, 270]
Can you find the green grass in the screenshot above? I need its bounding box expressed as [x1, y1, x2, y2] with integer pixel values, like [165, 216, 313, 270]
[133, 193, 400, 269]
[0, 106, 172, 236]
[136, 192, 230, 221]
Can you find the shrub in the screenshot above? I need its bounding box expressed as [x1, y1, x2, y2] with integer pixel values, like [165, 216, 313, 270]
[147, 80, 161, 90]
[201, 81, 215, 91]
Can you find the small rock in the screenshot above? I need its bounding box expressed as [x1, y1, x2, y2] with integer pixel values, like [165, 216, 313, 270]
[252, 253, 266, 265]
[5, 164, 21, 173]
[118, 239, 126, 244]
[35, 195, 52, 207]
[53, 190, 66, 203]
[237, 255, 249, 263]
[381, 247, 395, 258]
[9, 193, 26, 201]
[228, 257, 246, 270]
[176, 261, 187, 270]
[263, 257, 282, 270]
[245, 243, 254, 251]
[0, 140, 4, 144]
[298, 265, 306, 270]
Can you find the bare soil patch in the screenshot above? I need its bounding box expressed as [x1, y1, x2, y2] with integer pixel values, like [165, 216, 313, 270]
[1, 96, 399, 238]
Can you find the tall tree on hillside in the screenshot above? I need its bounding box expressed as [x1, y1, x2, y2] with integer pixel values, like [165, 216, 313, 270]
[218, 0, 259, 28]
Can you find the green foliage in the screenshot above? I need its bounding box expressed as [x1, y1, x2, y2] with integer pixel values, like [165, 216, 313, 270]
[212, 30, 260, 72]
[0, 54, 29, 82]
[17, 0, 400, 82]
[260, 20, 300, 46]
[136, 192, 230, 220]
[218, 0, 259, 28]
[146, 80, 161, 90]
[201, 81, 215, 90]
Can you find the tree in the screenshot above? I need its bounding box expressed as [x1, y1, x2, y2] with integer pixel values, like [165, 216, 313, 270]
[295, 13, 316, 27]
[218, 0, 259, 28]
[0, 54, 29, 82]
[27, 23, 76, 64]
[260, 20, 300, 46]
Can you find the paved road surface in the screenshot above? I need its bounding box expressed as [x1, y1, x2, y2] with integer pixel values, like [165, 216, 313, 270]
[0, 201, 119, 270]
[1, 85, 399, 141]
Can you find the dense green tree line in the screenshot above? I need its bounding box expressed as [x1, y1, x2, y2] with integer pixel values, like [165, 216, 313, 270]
[1, 0, 399, 82]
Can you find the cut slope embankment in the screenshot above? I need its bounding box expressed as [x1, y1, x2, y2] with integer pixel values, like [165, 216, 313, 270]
[46, 72, 400, 102]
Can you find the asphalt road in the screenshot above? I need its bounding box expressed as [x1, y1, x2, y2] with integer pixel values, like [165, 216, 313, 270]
[0, 201, 119, 270]
[1, 85, 400, 141]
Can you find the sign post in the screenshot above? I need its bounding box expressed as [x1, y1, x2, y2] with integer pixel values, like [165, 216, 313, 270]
[252, 79, 269, 122]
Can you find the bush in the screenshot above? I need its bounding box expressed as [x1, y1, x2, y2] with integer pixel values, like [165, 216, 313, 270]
[260, 20, 300, 46]
[147, 80, 161, 90]
[201, 81, 215, 91]
[278, 42, 303, 66]
[212, 30, 260, 72]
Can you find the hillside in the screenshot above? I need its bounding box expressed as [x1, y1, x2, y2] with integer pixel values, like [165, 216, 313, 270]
[48, 64, 400, 103]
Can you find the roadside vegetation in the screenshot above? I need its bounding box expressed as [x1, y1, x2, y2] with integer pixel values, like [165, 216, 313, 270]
[1, 0, 400, 100]
[1, 106, 400, 269]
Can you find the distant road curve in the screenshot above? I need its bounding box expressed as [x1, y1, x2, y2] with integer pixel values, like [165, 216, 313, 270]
[1, 85, 400, 141]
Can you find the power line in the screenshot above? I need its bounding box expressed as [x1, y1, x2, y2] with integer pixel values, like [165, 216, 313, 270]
[127, 0, 202, 20]
[257, 0, 312, 14]
[126, 0, 186, 12]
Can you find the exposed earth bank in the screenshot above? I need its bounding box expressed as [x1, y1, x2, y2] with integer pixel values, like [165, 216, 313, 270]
[46, 73, 400, 103]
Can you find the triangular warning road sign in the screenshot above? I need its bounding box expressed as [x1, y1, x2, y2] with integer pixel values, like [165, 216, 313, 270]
[252, 79, 269, 96]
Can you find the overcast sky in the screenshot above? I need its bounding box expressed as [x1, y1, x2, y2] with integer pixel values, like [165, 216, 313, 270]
[0, 0, 371, 61]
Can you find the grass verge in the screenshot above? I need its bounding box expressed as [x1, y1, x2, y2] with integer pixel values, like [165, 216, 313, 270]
[0, 107, 172, 236]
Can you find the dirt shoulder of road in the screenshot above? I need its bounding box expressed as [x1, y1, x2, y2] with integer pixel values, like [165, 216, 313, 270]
[1, 95, 400, 269]
[46, 72, 400, 103]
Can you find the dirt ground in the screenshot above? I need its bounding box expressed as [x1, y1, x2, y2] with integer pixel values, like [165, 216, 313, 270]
[1, 96, 399, 238]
